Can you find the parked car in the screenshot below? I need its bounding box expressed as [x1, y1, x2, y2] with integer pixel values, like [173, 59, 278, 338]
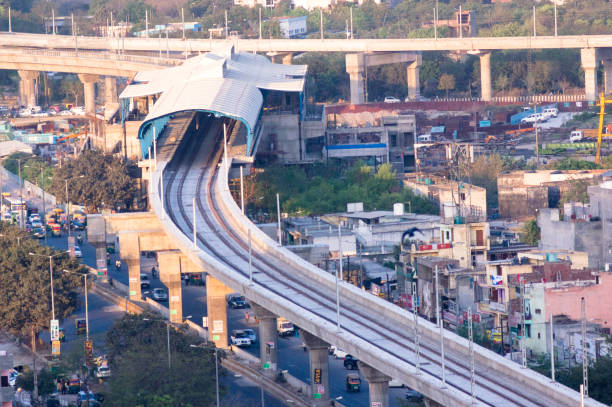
[569, 130, 584, 143]
[74, 245, 83, 258]
[344, 354, 359, 370]
[152, 288, 168, 301]
[543, 107, 558, 118]
[243, 328, 257, 344]
[230, 329, 252, 347]
[95, 365, 111, 378]
[384, 96, 401, 103]
[140, 274, 151, 288]
[226, 293, 248, 309]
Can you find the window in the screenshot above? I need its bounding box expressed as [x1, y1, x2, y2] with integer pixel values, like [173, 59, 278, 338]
[526, 324, 531, 338]
[1, 375, 8, 387]
[535, 308, 541, 314]
[537, 332, 541, 339]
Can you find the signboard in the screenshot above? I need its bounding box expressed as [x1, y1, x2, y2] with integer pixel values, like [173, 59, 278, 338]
[170, 295, 179, 303]
[50, 319, 59, 341]
[52, 340, 61, 356]
[317, 384, 325, 395]
[371, 403, 382, 407]
[129, 277, 137, 283]
[212, 320, 224, 334]
[96, 258, 107, 277]
[314, 368, 322, 384]
[68, 236, 76, 257]
[202, 317, 208, 328]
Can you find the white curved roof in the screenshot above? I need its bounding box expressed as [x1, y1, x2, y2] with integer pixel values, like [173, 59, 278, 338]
[119, 46, 306, 129]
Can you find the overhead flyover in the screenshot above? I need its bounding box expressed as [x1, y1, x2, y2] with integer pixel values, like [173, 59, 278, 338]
[119, 46, 307, 157]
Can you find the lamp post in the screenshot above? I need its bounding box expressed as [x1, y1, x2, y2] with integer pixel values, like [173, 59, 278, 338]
[29, 251, 70, 320]
[17, 158, 24, 229]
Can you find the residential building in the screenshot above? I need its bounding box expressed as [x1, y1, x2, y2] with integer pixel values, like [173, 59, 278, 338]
[291, 0, 335, 10]
[538, 176, 612, 269]
[506, 265, 610, 358]
[278, 16, 307, 39]
[404, 174, 487, 221]
[497, 169, 606, 219]
[283, 216, 357, 258]
[415, 256, 481, 328]
[235, 0, 276, 7]
[0, 351, 14, 407]
[97, 23, 133, 38]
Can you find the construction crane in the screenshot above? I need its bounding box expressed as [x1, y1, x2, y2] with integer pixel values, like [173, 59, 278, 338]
[57, 129, 87, 143]
[595, 92, 612, 164]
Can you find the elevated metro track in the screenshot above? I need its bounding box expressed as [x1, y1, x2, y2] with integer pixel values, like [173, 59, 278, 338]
[1, 32, 612, 53]
[148, 111, 604, 407]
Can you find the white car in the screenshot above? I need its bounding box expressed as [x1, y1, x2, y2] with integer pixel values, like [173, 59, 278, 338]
[74, 246, 83, 258]
[570, 130, 584, 143]
[384, 96, 401, 103]
[70, 106, 86, 115]
[230, 330, 252, 347]
[543, 108, 558, 118]
[330, 346, 348, 359]
[243, 328, 257, 344]
[152, 288, 168, 301]
[59, 110, 73, 116]
[95, 365, 111, 378]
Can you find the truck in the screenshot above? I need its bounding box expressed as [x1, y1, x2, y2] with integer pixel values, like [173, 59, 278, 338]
[277, 318, 295, 336]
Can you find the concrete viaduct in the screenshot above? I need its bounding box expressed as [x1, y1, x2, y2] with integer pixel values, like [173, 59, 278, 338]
[1, 32, 612, 103]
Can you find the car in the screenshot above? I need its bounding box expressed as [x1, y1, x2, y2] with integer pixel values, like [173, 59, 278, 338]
[384, 96, 401, 103]
[152, 288, 168, 301]
[331, 346, 348, 359]
[226, 293, 248, 309]
[521, 114, 536, 124]
[543, 107, 558, 118]
[405, 389, 424, 402]
[59, 110, 72, 116]
[230, 329, 252, 347]
[140, 274, 150, 288]
[70, 106, 86, 115]
[570, 130, 583, 143]
[95, 365, 111, 378]
[74, 245, 82, 258]
[243, 328, 257, 343]
[343, 354, 359, 370]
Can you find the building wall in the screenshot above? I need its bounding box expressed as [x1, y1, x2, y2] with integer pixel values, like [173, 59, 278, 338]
[545, 272, 612, 331]
[498, 185, 548, 219]
[525, 284, 548, 355]
[261, 113, 301, 163]
[102, 121, 143, 160]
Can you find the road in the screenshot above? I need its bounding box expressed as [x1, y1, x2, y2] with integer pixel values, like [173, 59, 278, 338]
[43, 229, 411, 406]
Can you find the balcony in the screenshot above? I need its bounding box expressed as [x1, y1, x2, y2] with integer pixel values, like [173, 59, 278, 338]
[477, 300, 507, 314]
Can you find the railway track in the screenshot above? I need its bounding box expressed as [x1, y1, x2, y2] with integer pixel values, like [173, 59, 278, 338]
[158, 114, 556, 407]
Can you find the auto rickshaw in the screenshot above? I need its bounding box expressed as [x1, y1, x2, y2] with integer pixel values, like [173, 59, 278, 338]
[346, 373, 361, 392]
[68, 376, 81, 394]
[75, 318, 87, 335]
[48, 223, 61, 237]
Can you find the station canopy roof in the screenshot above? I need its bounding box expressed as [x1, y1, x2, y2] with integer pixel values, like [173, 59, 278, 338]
[120, 46, 307, 133]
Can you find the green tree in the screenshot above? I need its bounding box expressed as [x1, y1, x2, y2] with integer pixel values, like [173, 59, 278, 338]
[520, 219, 540, 246]
[15, 367, 57, 398]
[48, 150, 137, 212]
[438, 73, 456, 98]
[61, 78, 83, 107]
[103, 313, 223, 407]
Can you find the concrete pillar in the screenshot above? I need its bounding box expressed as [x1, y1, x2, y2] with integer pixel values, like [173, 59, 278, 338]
[206, 274, 233, 349]
[86, 215, 108, 280]
[251, 303, 278, 372]
[581, 48, 598, 102]
[480, 52, 492, 102]
[157, 251, 183, 323]
[18, 70, 39, 108]
[359, 362, 392, 407]
[346, 53, 365, 105]
[601, 49, 612, 95]
[117, 232, 141, 301]
[300, 329, 330, 402]
[281, 52, 293, 65]
[104, 76, 119, 119]
[78, 73, 99, 115]
[407, 55, 421, 100]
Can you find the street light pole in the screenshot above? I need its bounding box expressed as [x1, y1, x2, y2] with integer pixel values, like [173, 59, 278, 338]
[276, 193, 281, 246]
[84, 273, 89, 340]
[17, 158, 23, 229]
[215, 348, 220, 407]
[49, 256, 55, 319]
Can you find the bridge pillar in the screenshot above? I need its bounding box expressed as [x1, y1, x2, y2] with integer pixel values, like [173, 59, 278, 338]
[581, 48, 598, 102]
[157, 250, 183, 323]
[86, 215, 108, 280]
[359, 362, 391, 407]
[406, 55, 421, 100]
[117, 231, 142, 301]
[346, 53, 366, 105]
[251, 303, 278, 372]
[18, 70, 39, 108]
[300, 329, 330, 403]
[78, 74, 99, 115]
[206, 274, 233, 349]
[480, 52, 492, 102]
[104, 77, 119, 119]
[601, 49, 612, 95]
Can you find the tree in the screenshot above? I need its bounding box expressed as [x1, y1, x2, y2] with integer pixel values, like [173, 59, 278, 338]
[438, 73, 456, 98]
[16, 367, 57, 398]
[520, 219, 540, 246]
[61, 78, 82, 107]
[48, 150, 137, 212]
[103, 313, 223, 407]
